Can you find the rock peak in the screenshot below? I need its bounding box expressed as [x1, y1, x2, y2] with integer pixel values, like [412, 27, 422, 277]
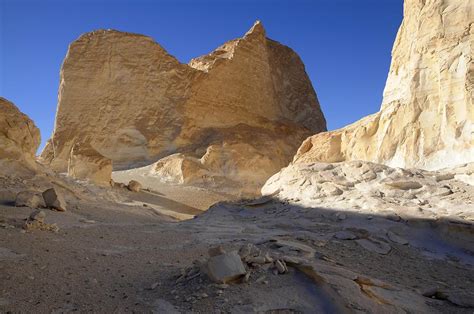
[245, 20, 266, 38]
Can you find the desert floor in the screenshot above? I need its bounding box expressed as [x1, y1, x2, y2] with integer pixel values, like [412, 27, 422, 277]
[0, 173, 473, 313]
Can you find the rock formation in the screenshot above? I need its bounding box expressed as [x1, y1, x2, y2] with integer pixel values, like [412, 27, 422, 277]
[262, 160, 474, 222]
[68, 142, 112, 186]
[41, 21, 326, 193]
[0, 97, 41, 172]
[292, 0, 473, 170]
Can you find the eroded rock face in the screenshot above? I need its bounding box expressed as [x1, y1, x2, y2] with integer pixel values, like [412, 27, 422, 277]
[262, 160, 474, 221]
[294, 0, 473, 170]
[0, 97, 41, 171]
[41, 21, 326, 193]
[68, 142, 112, 186]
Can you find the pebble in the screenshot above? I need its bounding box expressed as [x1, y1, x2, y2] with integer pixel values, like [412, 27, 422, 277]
[255, 276, 266, 283]
[334, 230, 357, 240]
[336, 213, 347, 220]
[275, 260, 287, 274]
[149, 282, 160, 290]
[29, 210, 46, 222]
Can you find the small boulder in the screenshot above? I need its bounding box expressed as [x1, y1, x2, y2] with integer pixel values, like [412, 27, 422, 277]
[42, 188, 67, 211]
[15, 191, 45, 208]
[29, 210, 46, 223]
[127, 180, 142, 192]
[206, 251, 246, 284]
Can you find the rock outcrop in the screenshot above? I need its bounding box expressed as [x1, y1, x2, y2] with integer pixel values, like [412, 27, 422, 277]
[293, 0, 473, 170]
[0, 97, 41, 172]
[262, 160, 474, 222]
[68, 142, 112, 186]
[41, 21, 326, 193]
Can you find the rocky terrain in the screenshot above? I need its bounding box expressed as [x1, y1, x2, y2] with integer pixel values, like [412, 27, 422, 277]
[1, 163, 473, 312]
[40, 21, 326, 195]
[1, 0, 473, 312]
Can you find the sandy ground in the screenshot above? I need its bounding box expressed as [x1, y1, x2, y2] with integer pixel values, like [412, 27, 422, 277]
[0, 172, 473, 313]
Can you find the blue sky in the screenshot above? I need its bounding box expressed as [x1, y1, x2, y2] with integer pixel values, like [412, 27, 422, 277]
[1, 0, 403, 151]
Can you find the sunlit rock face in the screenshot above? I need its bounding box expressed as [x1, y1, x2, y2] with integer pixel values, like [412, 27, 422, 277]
[41, 21, 326, 193]
[262, 160, 474, 221]
[0, 97, 41, 172]
[67, 142, 112, 187]
[293, 0, 473, 170]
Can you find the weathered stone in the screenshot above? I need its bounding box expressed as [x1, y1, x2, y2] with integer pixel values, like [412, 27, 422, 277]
[205, 251, 246, 284]
[238, 243, 259, 260]
[275, 260, 287, 274]
[272, 239, 315, 256]
[127, 180, 142, 192]
[29, 210, 46, 223]
[262, 160, 474, 222]
[383, 180, 423, 190]
[356, 238, 392, 255]
[247, 256, 266, 265]
[208, 246, 225, 257]
[40, 21, 326, 194]
[0, 97, 41, 172]
[387, 231, 409, 245]
[334, 230, 357, 240]
[336, 213, 347, 221]
[42, 188, 67, 212]
[15, 191, 45, 208]
[114, 182, 126, 189]
[68, 142, 112, 186]
[290, 0, 474, 170]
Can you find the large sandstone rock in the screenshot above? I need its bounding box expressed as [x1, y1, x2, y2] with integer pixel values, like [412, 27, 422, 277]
[0, 97, 41, 171]
[40, 21, 326, 193]
[293, 0, 473, 170]
[68, 142, 112, 186]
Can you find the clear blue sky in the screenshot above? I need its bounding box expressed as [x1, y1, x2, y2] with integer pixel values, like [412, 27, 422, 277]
[1, 0, 403, 151]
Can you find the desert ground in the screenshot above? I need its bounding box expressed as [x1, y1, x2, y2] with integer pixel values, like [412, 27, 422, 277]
[0, 164, 472, 313]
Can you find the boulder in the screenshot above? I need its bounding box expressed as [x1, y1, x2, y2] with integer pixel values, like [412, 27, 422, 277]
[15, 191, 46, 208]
[42, 188, 67, 211]
[68, 142, 113, 186]
[205, 251, 247, 284]
[127, 180, 142, 192]
[291, 0, 474, 170]
[29, 210, 46, 223]
[0, 97, 41, 172]
[40, 21, 326, 194]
